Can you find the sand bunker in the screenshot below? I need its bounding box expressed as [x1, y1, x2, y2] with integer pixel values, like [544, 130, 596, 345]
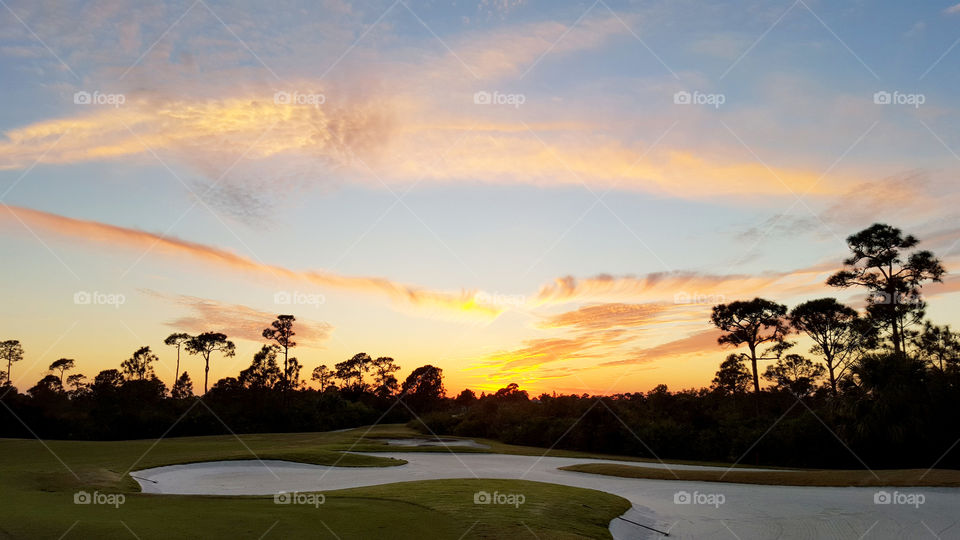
[378, 437, 489, 448]
[132, 453, 958, 539]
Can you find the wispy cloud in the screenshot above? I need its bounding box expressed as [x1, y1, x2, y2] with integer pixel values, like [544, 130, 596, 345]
[538, 302, 668, 330]
[0, 205, 503, 318]
[600, 329, 722, 367]
[144, 290, 334, 345]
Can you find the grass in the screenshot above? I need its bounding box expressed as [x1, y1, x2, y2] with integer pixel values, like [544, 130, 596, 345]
[0, 425, 630, 539]
[558, 463, 960, 487]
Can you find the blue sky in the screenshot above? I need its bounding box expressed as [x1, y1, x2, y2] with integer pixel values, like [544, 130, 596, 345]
[1, 0, 959, 394]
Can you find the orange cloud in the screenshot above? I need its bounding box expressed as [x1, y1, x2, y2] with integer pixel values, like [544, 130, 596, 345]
[533, 266, 838, 306]
[0, 205, 502, 318]
[600, 329, 723, 367]
[480, 328, 635, 372]
[143, 290, 334, 345]
[538, 302, 669, 330]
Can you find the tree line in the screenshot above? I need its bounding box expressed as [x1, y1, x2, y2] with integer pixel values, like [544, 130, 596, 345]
[415, 224, 960, 469]
[2, 223, 959, 468]
[0, 315, 446, 439]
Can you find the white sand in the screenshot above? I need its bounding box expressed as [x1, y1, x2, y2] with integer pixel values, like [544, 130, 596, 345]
[379, 437, 490, 448]
[131, 453, 958, 539]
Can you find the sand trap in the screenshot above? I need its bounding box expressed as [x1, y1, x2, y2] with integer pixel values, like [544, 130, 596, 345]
[132, 453, 958, 539]
[378, 437, 489, 449]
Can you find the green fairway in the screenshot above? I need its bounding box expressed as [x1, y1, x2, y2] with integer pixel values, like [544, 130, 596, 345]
[0, 425, 630, 539]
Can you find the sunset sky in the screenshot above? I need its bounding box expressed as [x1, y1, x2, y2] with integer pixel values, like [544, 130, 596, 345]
[2, 0, 960, 396]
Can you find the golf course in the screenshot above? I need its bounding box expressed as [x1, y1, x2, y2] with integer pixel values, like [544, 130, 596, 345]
[0, 425, 632, 539]
[3, 424, 958, 539]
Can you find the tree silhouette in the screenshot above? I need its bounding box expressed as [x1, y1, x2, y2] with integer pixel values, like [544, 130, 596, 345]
[762, 354, 825, 397]
[711, 354, 752, 395]
[494, 383, 529, 401]
[789, 298, 870, 396]
[1, 340, 24, 386]
[827, 223, 944, 355]
[239, 345, 281, 389]
[186, 333, 236, 393]
[912, 322, 960, 372]
[401, 365, 445, 410]
[454, 388, 477, 407]
[286, 357, 302, 389]
[48, 358, 75, 385]
[29, 374, 63, 396]
[371, 356, 400, 397]
[121, 346, 158, 380]
[164, 333, 192, 385]
[311, 364, 333, 390]
[65, 373, 87, 395]
[171, 371, 194, 399]
[335, 352, 372, 391]
[262, 315, 296, 389]
[711, 298, 790, 393]
[93, 369, 124, 388]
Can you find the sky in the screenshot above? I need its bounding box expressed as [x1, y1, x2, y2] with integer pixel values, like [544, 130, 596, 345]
[1, 0, 960, 396]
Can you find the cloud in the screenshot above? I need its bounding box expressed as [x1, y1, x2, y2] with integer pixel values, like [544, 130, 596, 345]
[538, 302, 669, 330]
[600, 329, 722, 367]
[945, 3, 960, 14]
[0, 6, 864, 218]
[0, 205, 503, 318]
[480, 301, 707, 380]
[144, 290, 333, 345]
[481, 328, 635, 372]
[533, 264, 837, 307]
[0, 88, 846, 210]
[432, 15, 628, 81]
[737, 171, 935, 242]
